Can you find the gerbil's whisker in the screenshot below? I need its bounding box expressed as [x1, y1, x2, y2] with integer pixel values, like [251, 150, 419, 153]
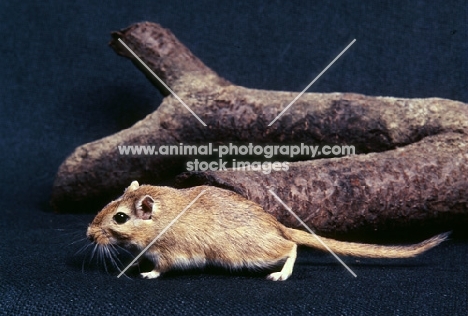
[89, 244, 98, 264]
[55, 229, 83, 239]
[105, 247, 117, 269]
[69, 237, 88, 247]
[113, 244, 134, 258]
[105, 246, 115, 274]
[81, 243, 98, 273]
[100, 246, 110, 274]
[75, 242, 92, 257]
[71, 235, 88, 243]
[115, 249, 128, 272]
[105, 244, 134, 279]
[106, 245, 121, 265]
[81, 258, 86, 274]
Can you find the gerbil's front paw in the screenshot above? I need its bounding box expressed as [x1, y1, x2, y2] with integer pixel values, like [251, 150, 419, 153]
[140, 271, 161, 279]
[266, 271, 290, 281]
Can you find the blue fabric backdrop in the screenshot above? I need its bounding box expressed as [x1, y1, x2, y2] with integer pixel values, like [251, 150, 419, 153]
[0, 1, 466, 314]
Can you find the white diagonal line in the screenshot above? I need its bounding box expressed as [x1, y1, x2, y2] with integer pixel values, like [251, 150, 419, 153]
[268, 39, 356, 126]
[268, 189, 357, 278]
[117, 38, 207, 127]
[117, 189, 207, 278]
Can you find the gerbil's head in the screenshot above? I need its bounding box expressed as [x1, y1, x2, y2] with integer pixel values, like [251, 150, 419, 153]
[86, 181, 160, 249]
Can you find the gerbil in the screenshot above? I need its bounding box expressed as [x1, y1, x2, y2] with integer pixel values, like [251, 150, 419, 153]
[86, 181, 448, 281]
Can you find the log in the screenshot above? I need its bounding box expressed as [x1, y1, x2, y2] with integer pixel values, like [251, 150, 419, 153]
[51, 22, 468, 237]
[175, 132, 468, 238]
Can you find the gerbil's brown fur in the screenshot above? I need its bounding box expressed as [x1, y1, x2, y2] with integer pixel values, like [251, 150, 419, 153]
[87, 181, 448, 281]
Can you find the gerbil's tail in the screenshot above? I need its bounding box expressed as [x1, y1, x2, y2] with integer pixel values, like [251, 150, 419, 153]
[283, 228, 449, 258]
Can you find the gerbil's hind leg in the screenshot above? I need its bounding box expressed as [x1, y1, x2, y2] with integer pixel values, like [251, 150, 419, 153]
[267, 244, 297, 281]
[140, 270, 161, 279]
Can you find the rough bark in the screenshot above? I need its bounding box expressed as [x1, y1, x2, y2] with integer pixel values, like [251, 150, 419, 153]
[51, 22, 468, 236]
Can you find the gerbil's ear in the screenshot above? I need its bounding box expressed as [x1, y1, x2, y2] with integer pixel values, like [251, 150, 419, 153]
[135, 195, 158, 220]
[126, 180, 140, 193]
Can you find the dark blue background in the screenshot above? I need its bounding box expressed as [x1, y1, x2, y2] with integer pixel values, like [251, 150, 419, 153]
[1, 1, 466, 315]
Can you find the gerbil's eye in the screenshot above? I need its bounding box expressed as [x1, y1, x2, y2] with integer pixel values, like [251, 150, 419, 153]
[113, 212, 130, 224]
